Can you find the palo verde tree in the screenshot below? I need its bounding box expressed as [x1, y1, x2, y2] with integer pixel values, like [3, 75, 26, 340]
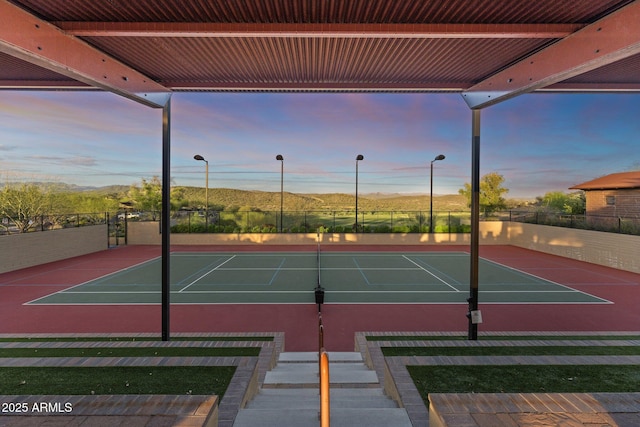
[127, 176, 189, 218]
[458, 172, 509, 216]
[0, 182, 53, 233]
[128, 177, 163, 219]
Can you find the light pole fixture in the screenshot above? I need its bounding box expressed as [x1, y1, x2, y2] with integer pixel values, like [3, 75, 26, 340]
[276, 154, 284, 232]
[355, 154, 364, 231]
[430, 154, 446, 233]
[194, 154, 209, 230]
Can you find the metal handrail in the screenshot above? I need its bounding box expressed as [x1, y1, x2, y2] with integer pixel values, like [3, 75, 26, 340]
[320, 350, 330, 427]
[318, 309, 330, 426]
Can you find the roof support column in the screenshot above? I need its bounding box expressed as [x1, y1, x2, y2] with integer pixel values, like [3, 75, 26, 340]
[161, 97, 171, 341]
[467, 109, 481, 340]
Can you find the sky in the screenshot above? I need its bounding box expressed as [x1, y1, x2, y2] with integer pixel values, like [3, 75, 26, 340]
[0, 90, 638, 199]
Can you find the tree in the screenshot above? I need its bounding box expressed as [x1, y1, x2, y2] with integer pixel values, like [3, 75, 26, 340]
[0, 182, 53, 233]
[536, 191, 585, 215]
[459, 172, 509, 215]
[128, 177, 163, 219]
[127, 177, 189, 219]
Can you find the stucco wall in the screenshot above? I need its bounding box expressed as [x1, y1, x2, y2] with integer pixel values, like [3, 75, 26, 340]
[507, 222, 639, 273]
[0, 226, 107, 274]
[4, 221, 635, 275]
[128, 221, 639, 273]
[127, 221, 510, 246]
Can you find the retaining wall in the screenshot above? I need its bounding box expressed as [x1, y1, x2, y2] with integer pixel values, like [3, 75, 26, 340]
[0, 226, 107, 274]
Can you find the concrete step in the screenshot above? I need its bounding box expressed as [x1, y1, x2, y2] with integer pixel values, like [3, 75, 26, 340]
[245, 388, 398, 409]
[279, 351, 364, 363]
[232, 352, 412, 427]
[232, 408, 413, 427]
[263, 362, 379, 386]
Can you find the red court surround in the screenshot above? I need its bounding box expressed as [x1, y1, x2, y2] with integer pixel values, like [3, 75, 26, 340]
[0, 245, 638, 351]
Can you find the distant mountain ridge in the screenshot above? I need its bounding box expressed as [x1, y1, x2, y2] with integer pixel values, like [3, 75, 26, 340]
[6, 182, 529, 211]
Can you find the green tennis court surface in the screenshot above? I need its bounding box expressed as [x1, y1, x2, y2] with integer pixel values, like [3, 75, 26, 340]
[28, 252, 609, 305]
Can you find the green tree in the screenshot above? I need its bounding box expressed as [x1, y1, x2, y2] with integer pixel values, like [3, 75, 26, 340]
[0, 182, 53, 233]
[128, 177, 163, 219]
[536, 191, 585, 215]
[127, 177, 189, 218]
[459, 172, 509, 215]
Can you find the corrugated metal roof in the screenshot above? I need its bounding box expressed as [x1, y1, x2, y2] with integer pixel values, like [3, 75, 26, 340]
[1, 0, 639, 107]
[570, 171, 640, 190]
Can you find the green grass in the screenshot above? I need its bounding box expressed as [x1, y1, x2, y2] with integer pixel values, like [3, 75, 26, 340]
[368, 334, 640, 341]
[409, 365, 640, 398]
[0, 336, 273, 342]
[382, 346, 640, 357]
[0, 337, 264, 396]
[382, 336, 640, 406]
[0, 366, 235, 396]
[0, 347, 260, 358]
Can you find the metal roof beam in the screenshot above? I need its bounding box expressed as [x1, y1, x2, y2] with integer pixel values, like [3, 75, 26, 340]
[0, 0, 171, 108]
[461, 0, 640, 109]
[59, 22, 580, 39]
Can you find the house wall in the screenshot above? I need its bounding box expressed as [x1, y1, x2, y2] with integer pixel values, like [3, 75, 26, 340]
[585, 189, 640, 217]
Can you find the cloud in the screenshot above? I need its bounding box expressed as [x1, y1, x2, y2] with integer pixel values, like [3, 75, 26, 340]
[27, 155, 98, 167]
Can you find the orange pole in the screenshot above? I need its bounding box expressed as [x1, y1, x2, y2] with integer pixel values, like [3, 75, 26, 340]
[320, 350, 330, 427]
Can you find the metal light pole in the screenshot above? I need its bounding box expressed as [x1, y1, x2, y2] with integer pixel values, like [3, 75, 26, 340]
[355, 154, 364, 231]
[430, 154, 445, 233]
[276, 154, 284, 232]
[194, 154, 209, 230]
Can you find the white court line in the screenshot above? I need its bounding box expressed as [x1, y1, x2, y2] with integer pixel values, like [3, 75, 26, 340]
[24, 256, 162, 305]
[178, 255, 236, 292]
[481, 258, 612, 303]
[402, 255, 461, 292]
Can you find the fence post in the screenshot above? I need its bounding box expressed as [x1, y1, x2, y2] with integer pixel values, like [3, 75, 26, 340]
[106, 212, 110, 248]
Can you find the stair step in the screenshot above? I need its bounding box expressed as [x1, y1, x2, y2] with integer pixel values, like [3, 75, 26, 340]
[263, 362, 379, 385]
[232, 408, 412, 427]
[232, 352, 412, 427]
[246, 388, 398, 409]
[279, 351, 363, 363]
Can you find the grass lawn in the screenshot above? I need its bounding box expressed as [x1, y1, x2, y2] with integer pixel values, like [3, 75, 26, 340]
[0, 336, 273, 342]
[0, 336, 268, 396]
[409, 365, 640, 398]
[0, 347, 259, 358]
[382, 345, 640, 357]
[0, 366, 236, 396]
[376, 334, 640, 406]
[368, 334, 640, 341]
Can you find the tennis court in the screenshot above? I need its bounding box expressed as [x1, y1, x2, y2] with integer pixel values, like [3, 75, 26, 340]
[27, 250, 609, 305]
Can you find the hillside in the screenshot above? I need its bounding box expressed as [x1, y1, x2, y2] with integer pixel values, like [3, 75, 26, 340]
[178, 187, 469, 212]
[76, 185, 531, 212]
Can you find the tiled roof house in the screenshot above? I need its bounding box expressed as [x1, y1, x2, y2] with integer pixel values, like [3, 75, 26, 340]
[570, 171, 640, 218]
